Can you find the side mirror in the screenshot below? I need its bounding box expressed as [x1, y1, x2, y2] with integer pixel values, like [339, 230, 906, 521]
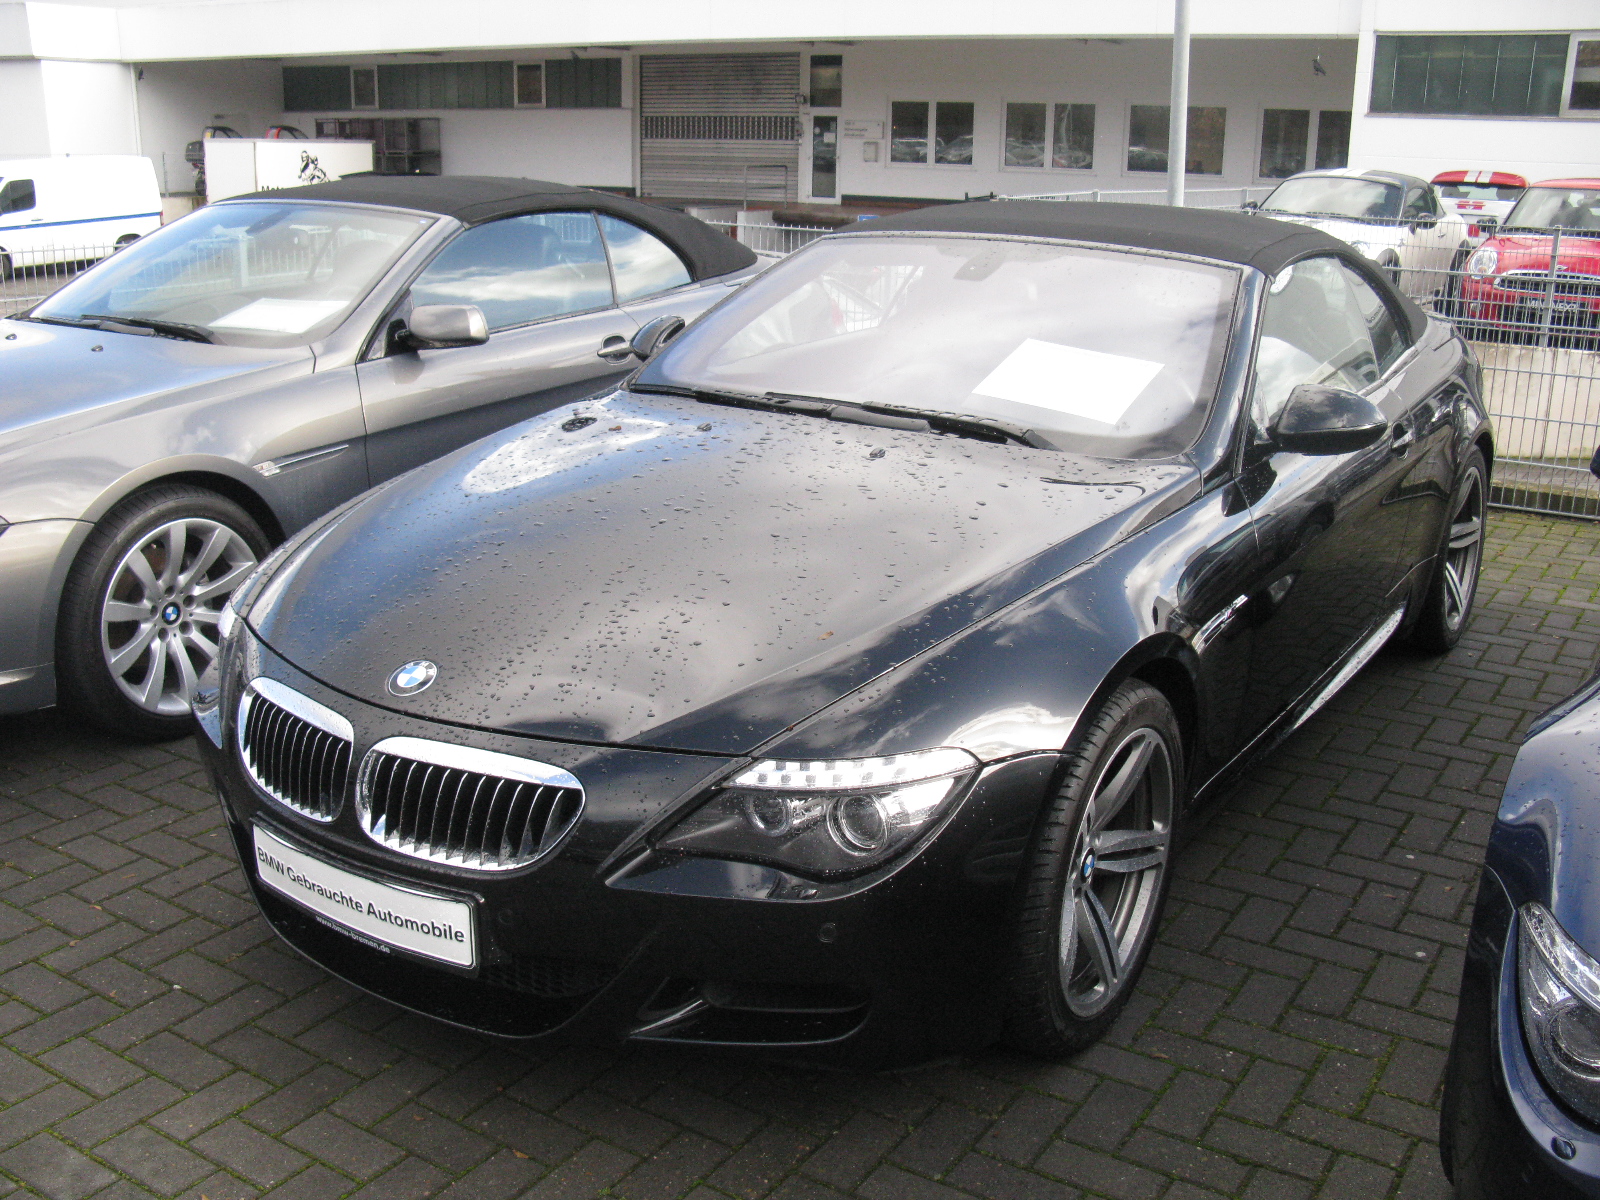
[405, 304, 488, 349]
[630, 314, 686, 361]
[1272, 384, 1388, 456]
[1242, 200, 1260, 211]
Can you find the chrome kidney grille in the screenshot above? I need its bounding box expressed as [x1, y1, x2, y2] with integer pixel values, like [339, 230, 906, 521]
[237, 678, 353, 822]
[357, 737, 585, 871]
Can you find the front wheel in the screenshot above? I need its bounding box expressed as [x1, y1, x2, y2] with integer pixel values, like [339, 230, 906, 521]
[1407, 449, 1487, 653]
[1003, 680, 1183, 1058]
[57, 485, 268, 741]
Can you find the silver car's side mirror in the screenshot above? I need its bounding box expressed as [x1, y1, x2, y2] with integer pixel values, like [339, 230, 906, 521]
[631, 315, 686, 361]
[1272, 384, 1388, 456]
[406, 305, 488, 349]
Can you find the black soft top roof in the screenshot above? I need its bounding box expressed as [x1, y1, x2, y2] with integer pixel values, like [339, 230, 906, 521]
[233, 175, 756, 281]
[853, 200, 1428, 336]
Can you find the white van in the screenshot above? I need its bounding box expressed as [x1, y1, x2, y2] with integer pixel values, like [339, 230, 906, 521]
[0, 156, 163, 279]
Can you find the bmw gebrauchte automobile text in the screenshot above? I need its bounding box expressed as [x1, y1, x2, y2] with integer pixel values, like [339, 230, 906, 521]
[197, 201, 1492, 1065]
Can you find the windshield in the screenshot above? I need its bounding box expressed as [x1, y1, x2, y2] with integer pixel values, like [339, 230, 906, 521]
[33, 202, 433, 347]
[639, 234, 1238, 459]
[1503, 188, 1600, 232]
[1262, 177, 1401, 221]
[1437, 182, 1523, 203]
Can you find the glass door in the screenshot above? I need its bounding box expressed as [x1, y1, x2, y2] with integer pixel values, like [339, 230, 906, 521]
[811, 116, 838, 199]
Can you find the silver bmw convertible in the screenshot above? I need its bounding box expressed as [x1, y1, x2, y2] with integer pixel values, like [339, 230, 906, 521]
[0, 175, 757, 738]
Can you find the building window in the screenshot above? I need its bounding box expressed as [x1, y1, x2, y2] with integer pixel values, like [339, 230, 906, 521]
[1315, 110, 1350, 169]
[1370, 34, 1569, 116]
[891, 101, 974, 165]
[1572, 37, 1600, 110]
[1004, 103, 1094, 169]
[935, 102, 975, 164]
[544, 59, 623, 109]
[1054, 104, 1095, 169]
[1128, 105, 1226, 174]
[351, 67, 378, 109]
[1258, 109, 1308, 178]
[810, 55, 842, 108]
[284, 60, 621, 113]
[515, 63, 545, 107]
[283, 66, 353, 112]
[1004, 103, 1047, 167]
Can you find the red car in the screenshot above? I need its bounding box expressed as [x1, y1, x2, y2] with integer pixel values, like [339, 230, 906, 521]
[1458, 178, 1600, 340]
[1432, 169, 1528, 239]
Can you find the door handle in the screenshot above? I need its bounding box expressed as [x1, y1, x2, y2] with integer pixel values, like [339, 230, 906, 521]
[1390, 424, 1415, 456]
[597, 335, 632, 363]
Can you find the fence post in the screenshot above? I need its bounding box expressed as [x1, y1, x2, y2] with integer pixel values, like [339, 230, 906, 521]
[1538, 227, 1562, 351]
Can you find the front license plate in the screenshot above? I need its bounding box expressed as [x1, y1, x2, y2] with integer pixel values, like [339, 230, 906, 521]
[252, 825, 476, 967]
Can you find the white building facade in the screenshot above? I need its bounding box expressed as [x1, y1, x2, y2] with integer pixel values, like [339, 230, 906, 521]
[0, 0, 1596, 205]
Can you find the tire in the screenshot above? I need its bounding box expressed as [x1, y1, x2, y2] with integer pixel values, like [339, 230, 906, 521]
[1003, 680, 1184, 1058]
[56, 485, 269, 741]
[0, 251, 11, 282]
[1407, 449, 1487, 654]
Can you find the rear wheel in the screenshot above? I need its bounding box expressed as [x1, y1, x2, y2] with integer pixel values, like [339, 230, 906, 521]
[57, 485, 268, 741]
[0, 250, 12, 282]
[1407, 449, 1487, 653]
[1003, 680, 1182, 1058]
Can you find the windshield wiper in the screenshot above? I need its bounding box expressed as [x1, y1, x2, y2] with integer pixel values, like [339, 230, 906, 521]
[79, 315, 214, 344]
[634, 384, 1048, 448]
[851, 400, 1050, 448]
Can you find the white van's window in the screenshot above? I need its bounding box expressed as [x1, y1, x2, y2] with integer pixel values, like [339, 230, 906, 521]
[0, 179, 36, 215]
[33, 202, 433, 348]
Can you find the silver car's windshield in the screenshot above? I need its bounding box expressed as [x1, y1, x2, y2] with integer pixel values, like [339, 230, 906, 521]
[1263, 177, 1402, 221]
[34, 202, 434, 347]
[1504, 188, 1600, 232]
[641, 234, 1238, 459]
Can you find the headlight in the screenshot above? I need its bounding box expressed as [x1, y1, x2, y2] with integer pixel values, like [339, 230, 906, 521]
[1519, 902, 1600, 1124]
[1467, 246, 1498, 278]
[657, 747, 980, 878]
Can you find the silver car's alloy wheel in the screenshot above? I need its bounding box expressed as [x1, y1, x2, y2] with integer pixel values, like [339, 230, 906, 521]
[1059, 725, 1174, 1019]
[1441, 468, 1485, 635]
[98, 518, 258, 715]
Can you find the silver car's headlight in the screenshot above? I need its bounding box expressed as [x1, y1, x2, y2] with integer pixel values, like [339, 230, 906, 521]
[1519, 902, 1600, 1124]
[657, 748, 979, 878]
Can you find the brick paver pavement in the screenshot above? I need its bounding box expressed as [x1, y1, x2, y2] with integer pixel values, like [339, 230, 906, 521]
[2, 509, 1597, 1200]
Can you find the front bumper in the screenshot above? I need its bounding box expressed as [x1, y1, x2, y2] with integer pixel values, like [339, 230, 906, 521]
[1458, 282, 1600, 335]
[198, 630, 1055, 1066]
[1442, 869, 1600, 1199]
[0, 518, 87, 715]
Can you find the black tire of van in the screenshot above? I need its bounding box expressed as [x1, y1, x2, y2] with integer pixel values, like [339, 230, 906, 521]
[0, 251, 11, 282]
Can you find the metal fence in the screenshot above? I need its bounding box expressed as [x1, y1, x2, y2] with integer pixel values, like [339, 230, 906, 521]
[0, 243, 116, 318]
[15, 204, 1598, 521]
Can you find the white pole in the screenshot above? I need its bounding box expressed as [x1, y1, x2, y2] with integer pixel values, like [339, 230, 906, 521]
[1168, 0, 1190, 207]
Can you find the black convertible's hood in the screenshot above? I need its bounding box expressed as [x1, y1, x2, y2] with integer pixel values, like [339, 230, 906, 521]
[250, 390, 1192, 754]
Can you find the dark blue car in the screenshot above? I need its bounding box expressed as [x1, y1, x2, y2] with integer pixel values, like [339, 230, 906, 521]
[1442, 668, 1600, 1197]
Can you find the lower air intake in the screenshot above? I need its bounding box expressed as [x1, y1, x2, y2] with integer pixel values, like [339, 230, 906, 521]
[357, 737, 584, 871]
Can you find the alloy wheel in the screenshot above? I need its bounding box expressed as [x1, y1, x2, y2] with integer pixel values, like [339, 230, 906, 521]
[98, 518, 258, 715]
[1059, 725, 1175, 1018]
[1441, 468, 1485, 634]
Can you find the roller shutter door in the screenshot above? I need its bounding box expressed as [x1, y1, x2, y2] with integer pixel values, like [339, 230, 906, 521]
[639, 54, 800, 203]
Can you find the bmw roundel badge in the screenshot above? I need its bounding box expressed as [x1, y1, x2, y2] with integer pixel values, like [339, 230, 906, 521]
[387, 660, 438, 696]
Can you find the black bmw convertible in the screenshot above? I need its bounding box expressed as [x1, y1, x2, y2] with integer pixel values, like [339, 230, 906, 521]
[195, 200, 1492, 1065]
